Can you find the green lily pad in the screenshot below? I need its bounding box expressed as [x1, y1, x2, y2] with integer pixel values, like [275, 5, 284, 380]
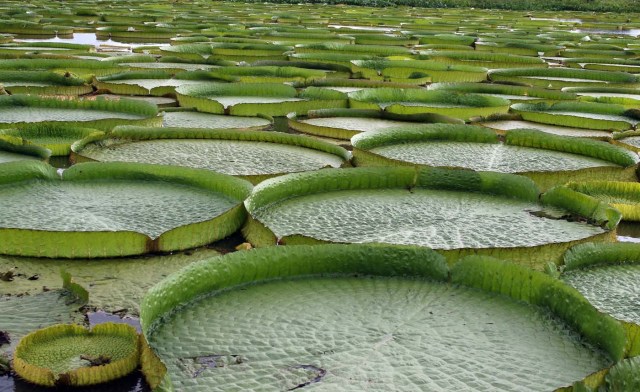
[14, 323, 139, 387]
[150, 276, 608, 391]
[161, 111, 271, 130]
[563, 264, 640, 324]
[0, 161, 251, 258]
[142, 245, 614, 391]
[244, 167, 618, 267]
[479, 120, 613, 138]
[253, 187, 605, 249]
[73, 127, 349, 183]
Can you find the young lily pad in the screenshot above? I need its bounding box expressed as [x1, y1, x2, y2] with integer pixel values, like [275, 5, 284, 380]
[72, 126, 350, 184]
[419, 51, 547, 69]
[141, 245, 618, 391]
[0, 161, 252, 258]
[13, 323, 139, 387]
[566, 86, 640, 108]
[244, 167, 617, 267]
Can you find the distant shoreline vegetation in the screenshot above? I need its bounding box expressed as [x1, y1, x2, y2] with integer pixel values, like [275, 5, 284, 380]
[225, 0, 637, 13]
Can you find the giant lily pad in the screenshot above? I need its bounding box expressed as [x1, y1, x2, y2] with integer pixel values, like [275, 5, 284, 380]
[0, 135, 50, 164]
[288, 108, 462, 140]
[72, 126, 350, 184]
[510, 101, 639, 131]
[429, 82, 576, 102]
[176, 83, 347, 117]
[351, 59, 487, 83]
[95, 71, 216, 96]
[0, 125, 102, 156]
[477, 118, 614, 138]
[244, 167, 618, 267]
[0, 95, 161, 131]
[565, 181, 640, 222]
[562, 242, 640, 325]
[348, 89, 510, 120]
[0, 71, 92, 96]
[352, 126, 638, 191]
[141, 245, 622, 391]
[0, 161, 252, 258]
[489, 67, 639, 89]
[160, 109, 272, 130]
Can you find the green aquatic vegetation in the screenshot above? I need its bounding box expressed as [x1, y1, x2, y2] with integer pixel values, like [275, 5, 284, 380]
[510, 101, 638, 131]
[161, 42, 293, 62]
[151, 276, 609, 391]
[0, 134, 50, 163]
[0, 160, 252, 258]
[289, 108, 461, 139]
[186, 66, 329, 84]
[348, 88, 509, 120]
[0, 70, 91, 95]
[489, 67, 639, 89]
[474, 41, 562, 56]
[561, 242, 640, 360]
[244, 167, 615, 267]
[352, 127, 637, 190]
[73, 126, 349, 183]
[176, 83, 347, 116]
[419, 51, 547, 68]
[0, 94, 161, 130]
[565, 182, 640, 222]
[352, 59, 488, 83]
[161, 110, 272, 130]
[430, 82, 576, 101]
[13, 323, 140, 387]
[141, 245, 624, 391]
[295, 42, 411, 56]
[477, 119, 614, 138]
[252, 187, 604, 248]
[0, 125, 102, 156]
[95, 70, 219, 96]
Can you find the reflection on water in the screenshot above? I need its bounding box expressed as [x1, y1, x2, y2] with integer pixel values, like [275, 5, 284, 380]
[14, 33, 170, 49]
